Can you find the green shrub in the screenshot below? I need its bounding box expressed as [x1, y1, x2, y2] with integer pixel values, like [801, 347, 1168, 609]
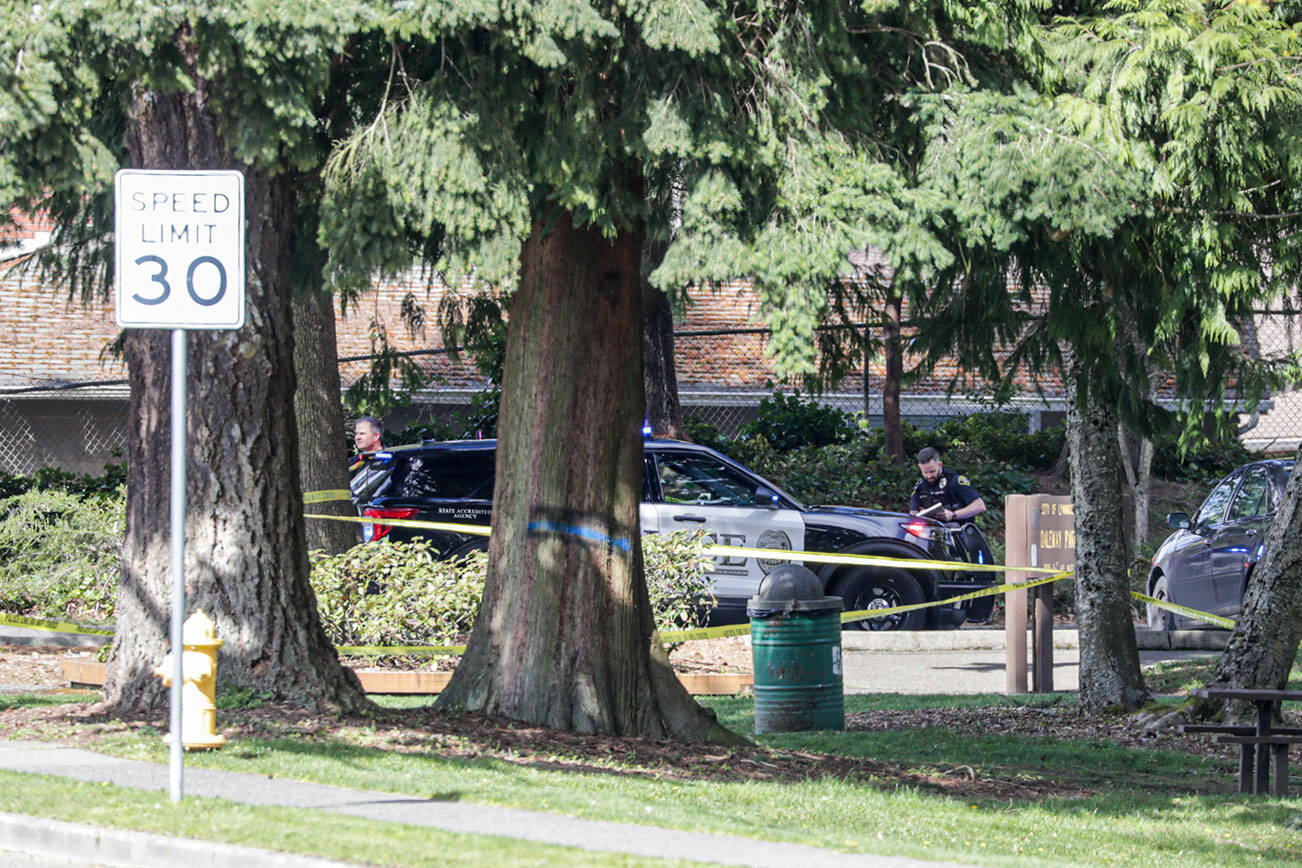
[1151, 431, 1258, 483]
[682, 414, 728, 451]
[917, 413, 1065, 470]
[310, 541, 485, 651]
[642, 529, 717, 631]
[738, 390, 858, 451]
[308, 531, 716, 651]
[0, 463, 127, 499]
[0, 488, 124, 624]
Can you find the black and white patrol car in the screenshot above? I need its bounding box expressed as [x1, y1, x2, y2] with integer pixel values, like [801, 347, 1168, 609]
[352, 438, 997, 630]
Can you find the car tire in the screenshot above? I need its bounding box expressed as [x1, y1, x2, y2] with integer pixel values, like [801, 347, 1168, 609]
[837, 568, 927, 631]
[1147, 575, 1177, 631]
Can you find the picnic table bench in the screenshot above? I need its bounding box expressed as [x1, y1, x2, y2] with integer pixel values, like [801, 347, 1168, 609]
[1185, 687, 1302, 796]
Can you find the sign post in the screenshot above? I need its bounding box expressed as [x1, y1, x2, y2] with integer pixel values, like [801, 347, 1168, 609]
[1004, 494, 1076, 694]
[115, 169, 245, 802]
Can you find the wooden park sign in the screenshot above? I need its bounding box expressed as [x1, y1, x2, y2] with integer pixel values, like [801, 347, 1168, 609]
[1004, 494, 1076, 694]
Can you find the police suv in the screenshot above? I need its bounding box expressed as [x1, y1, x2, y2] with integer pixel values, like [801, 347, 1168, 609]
[352, 438, 997, 630]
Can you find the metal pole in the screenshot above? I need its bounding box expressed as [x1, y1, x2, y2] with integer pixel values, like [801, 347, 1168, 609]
[169, 328, 186, 802]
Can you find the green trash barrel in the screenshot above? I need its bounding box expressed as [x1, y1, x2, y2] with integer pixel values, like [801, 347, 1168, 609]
[747, 564, 844, 733]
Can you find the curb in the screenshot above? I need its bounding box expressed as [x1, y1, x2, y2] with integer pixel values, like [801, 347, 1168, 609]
[0, 812, 362, 868]
[840, 627, 1227, 652]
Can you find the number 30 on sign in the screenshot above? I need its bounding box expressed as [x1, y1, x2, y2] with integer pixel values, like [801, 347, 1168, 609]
[115, 170, 245, 330]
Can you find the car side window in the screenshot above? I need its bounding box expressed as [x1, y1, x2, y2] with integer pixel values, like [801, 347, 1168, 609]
[655, 453, 758, 507]
[1227, 468, 1271, 521]
[1194, 474, 1239, 528]
[391, 451, 496, 500]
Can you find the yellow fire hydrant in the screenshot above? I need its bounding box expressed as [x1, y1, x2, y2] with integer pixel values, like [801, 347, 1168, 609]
[155, 610, 226, 750]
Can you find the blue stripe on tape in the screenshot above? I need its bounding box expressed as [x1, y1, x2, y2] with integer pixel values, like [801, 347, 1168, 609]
[527, 520, 632, 552]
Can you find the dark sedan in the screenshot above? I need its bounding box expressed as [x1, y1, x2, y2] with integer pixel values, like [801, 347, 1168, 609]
[1147, 459, 1293, 629]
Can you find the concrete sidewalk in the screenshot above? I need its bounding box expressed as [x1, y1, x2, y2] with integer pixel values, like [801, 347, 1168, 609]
[0, 742, 973, 868]
[839, 626, 1228, 652]
[838, 626, 1223, 695]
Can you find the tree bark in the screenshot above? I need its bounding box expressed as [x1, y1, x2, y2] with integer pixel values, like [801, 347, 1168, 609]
[882, 290, 905, 463]
[1066, 364, 1149, 711]
[293, 282, 356, 556]
[643, 284, 685, 439]
[1115, 311, 1157, 554]
[1201, 444, 1302, 711]
[437, 205, 738, 742]
[1116, 422, 1154, 552]
[105, 54, 367, 714]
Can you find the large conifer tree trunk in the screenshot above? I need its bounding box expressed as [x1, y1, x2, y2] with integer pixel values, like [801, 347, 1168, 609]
[293, 283, 356, 557]
[438, 206, 734, 741]
[105, 62, 366, 714]
[1066, 365, 1149, 711]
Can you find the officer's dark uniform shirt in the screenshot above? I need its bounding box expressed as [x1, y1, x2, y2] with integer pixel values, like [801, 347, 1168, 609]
[910, 469, 981, 517]
[350, 452, 392, 504]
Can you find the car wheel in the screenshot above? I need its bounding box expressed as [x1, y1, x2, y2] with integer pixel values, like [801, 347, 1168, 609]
[838, 568, 927, 631]
[1147, 575, 1177, 631]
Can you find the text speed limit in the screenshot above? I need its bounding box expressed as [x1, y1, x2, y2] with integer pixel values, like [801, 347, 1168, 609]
[115, 170, 246, 330]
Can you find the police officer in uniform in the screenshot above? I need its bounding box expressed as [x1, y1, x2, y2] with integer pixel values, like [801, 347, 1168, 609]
[911, 446, 994, 622]
[910, 446, 986, 523]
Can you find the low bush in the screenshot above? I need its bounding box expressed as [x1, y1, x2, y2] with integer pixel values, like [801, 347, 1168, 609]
[0, 463, 127, 499]
[642, 529, 717, 631]
[307, 531, 716, 651]
[737, 390, 857, 452]
[310, 541, 485, 651]
[0, 487, 123, 624]
[1151, 431, 1258, 483]
[918, 412, 1065, 471]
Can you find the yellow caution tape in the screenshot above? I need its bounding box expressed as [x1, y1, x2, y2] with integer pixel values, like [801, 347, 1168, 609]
[659, 623, 756, 643]
[303, 513, 493, 535]
[701, 543, 1062, 575]
[303, 489, 353, 505]
[839, 570, 1070, 625]
[1130, 592, 1236, 629]
[0, 612, 115, 637]
[659, 571, 1073, 640]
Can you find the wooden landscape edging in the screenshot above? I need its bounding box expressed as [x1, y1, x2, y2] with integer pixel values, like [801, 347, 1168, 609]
[59, 660, 752, 696]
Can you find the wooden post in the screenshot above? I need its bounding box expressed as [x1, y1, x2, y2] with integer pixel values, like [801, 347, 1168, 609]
[1004, 494, 1028, 694]
[1028, 500, 1051, 692]
[1032, 583, 1055, 692]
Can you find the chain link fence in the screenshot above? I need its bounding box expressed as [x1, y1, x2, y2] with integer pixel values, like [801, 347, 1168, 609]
[1242, 312, 1302, 454]
[4, 318, 1302, 476]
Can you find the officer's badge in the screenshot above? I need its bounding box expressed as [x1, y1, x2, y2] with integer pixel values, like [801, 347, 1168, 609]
[938, 477, 947, 488]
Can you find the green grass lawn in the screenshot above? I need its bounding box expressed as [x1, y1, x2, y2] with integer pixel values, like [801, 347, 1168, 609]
[0, 769, 690, 867]
[4, 681, 1302, 867]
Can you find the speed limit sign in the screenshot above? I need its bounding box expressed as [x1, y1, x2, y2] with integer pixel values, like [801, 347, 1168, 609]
[114, 170, 246, 329]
